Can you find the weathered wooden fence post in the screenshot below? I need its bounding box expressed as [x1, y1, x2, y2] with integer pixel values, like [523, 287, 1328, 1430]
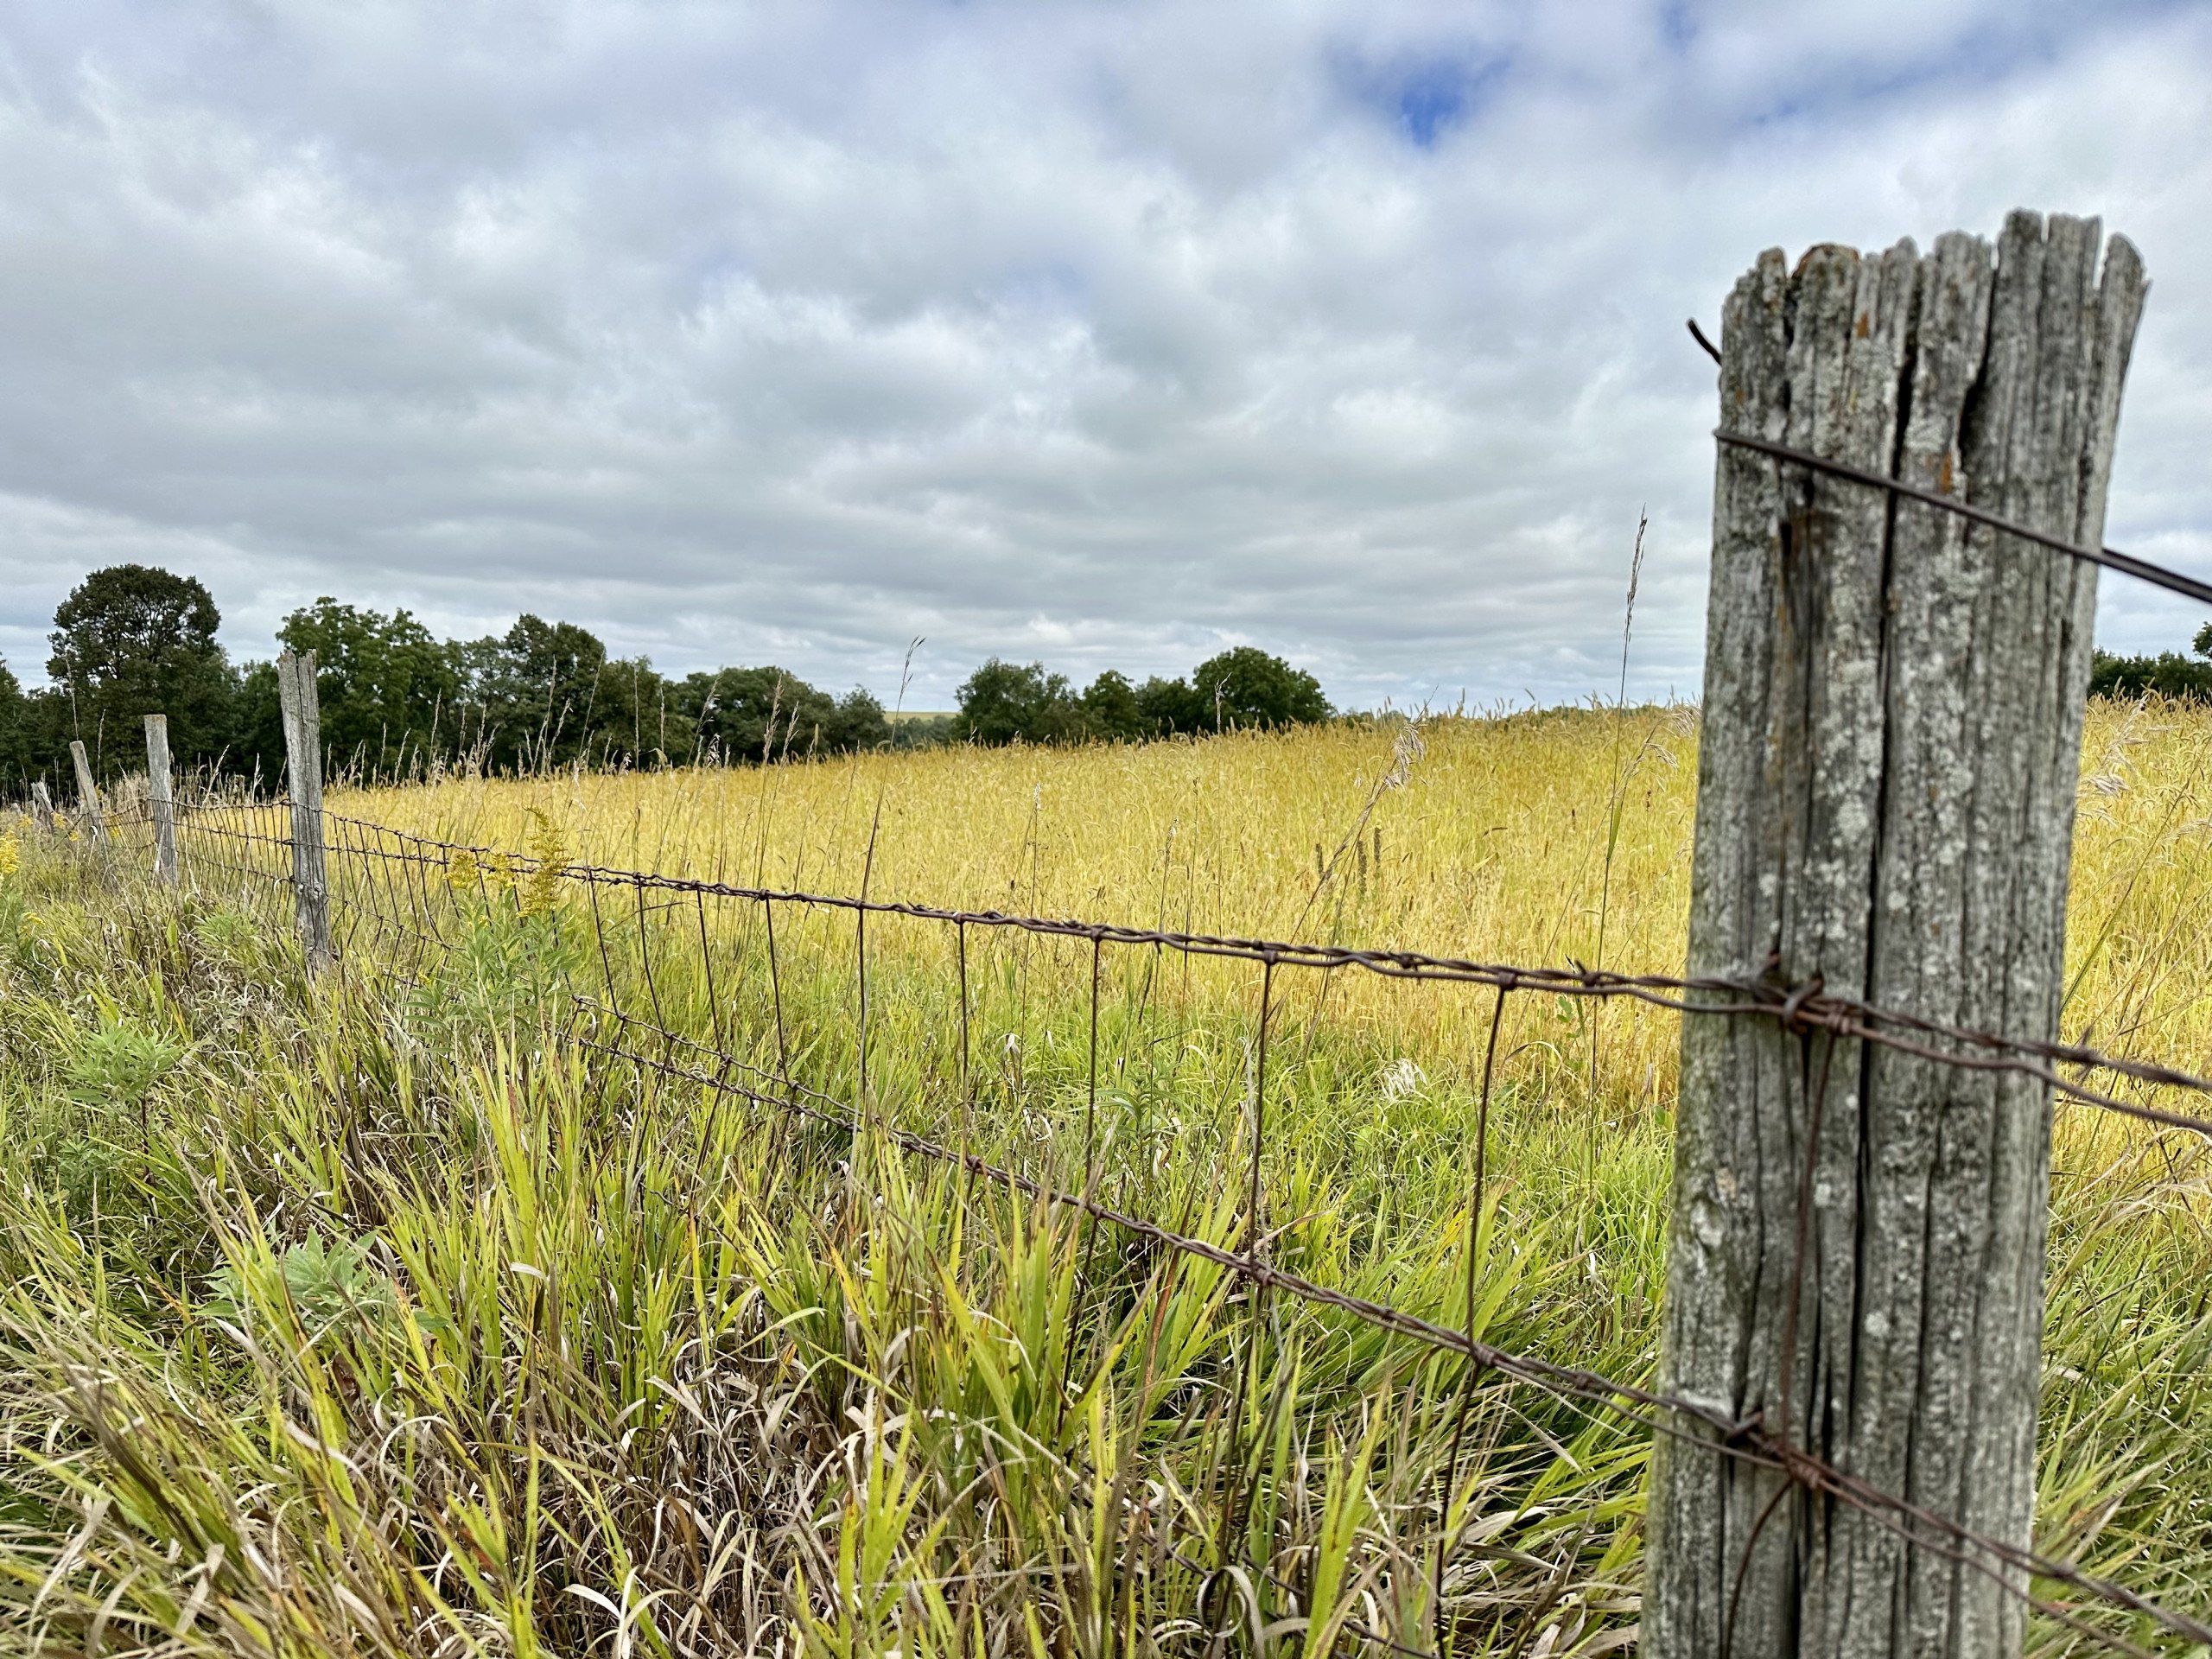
[29, 780, 56, 834]
[67, 740, 105, 842]
[1648, 213, 2145, 1656]
[144, 714, 178, 886]
[276, 652, 334, 970]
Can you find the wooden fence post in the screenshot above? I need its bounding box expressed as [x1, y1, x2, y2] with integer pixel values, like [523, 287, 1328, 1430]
[67, 740, 105, 842]
[29, 780, 55, 834]
[276, 652, 334, 970]
[1648, 213, 2146, 1656]
[145, 715, 178, 886]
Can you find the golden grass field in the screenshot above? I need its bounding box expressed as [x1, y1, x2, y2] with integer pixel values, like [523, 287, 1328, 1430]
[337, 696, 2212, 1129]
[3, 698, 2210, 1656]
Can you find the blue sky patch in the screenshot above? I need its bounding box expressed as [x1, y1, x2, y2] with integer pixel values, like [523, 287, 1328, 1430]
[1340, 48, 1511, 149]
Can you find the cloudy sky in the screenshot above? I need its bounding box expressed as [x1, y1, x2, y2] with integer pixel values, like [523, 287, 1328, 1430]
[0, 2, 2207, 710]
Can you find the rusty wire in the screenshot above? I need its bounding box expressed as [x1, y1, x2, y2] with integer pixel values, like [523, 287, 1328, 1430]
[143, 798, 2212, 1652]
[577, 1005, 2212, 1655]
[43, 337, 2210, 1649]
[169, 802, 2212, 1138]
[1713, 427, 2212, 608]
[1692, 305, 2212, 609]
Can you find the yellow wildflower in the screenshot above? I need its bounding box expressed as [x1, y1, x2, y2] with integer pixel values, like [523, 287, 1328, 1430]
[516, 808, 569, 918]
[444, 847, 477, 893]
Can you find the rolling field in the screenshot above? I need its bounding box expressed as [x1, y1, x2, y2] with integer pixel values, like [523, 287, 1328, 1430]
[3, 700, 2212, 1656]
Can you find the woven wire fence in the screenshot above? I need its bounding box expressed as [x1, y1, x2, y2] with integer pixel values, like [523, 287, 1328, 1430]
[13, 781, 2181, 1656]
[19, 433, 2212, 1651]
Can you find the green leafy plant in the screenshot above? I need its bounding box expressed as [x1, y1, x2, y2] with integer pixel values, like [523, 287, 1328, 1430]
[64, 1012, 185, 1126]
[410, 892, 583, 1046]
[192, 902, 261, 957]
[204, 1232, 398, 1340]
[408, 810, 584, 1043]
[0, 830, 30, 962]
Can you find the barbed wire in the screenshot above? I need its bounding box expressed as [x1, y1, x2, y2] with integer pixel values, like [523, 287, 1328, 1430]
[9, 315, 2209, 1651]
[574, 1001, 2212, 1652]
[153, 801, 2212, 1144]
[76, 795, 2204, 1650]
[1687, 312, 2212, 609]
[26, 760, 2212, 1649]
[1712, 428, 2212, 609]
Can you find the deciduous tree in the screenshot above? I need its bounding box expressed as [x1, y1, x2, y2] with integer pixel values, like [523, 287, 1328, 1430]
[46, 565, 236, 774]
[957, 659, 1084, 746]
[276, 599, 466, 779]
[678, 667, 887, 762]
[1185, 646, 1331, 732]
[1079, 670, 1150, 741]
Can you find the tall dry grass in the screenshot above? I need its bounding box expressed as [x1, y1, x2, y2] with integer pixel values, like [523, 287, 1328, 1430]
[2, 698, 2210, 1656]
[332, 697, 2212, 1122]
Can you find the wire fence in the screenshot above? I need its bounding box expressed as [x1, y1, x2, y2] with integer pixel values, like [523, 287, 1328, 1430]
[13, 423, 2212, 1654]
[18, 780, 2197, 1656]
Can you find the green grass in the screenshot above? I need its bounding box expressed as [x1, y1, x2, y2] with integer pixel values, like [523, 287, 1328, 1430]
[1, 804, 2209, 1656]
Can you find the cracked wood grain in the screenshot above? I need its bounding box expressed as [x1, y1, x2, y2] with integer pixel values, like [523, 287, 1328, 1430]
[1647, 213, 2146, 1659]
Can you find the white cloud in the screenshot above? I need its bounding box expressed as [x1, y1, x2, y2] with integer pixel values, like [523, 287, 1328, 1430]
[0, 0, 2205, 708]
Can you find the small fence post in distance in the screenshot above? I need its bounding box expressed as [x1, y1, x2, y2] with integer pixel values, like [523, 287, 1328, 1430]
[1648, 213, 2146, 1656]
[67, 740, 105, 842]
[276, 651, 334, 971]
[145, 714, 177, 886]
[29, 780, 55, 835]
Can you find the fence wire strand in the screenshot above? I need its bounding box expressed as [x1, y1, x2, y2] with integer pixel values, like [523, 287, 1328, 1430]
[38, 790, 2212, 1652]
[21, 345, 2212, 1649]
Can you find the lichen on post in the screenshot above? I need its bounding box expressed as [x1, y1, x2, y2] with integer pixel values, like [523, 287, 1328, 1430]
[1649, 213, 2147, 1657]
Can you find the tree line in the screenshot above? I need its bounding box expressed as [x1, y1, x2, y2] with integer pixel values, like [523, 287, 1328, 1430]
[950, 648, 1329, 746]
[2089, 623, 2212, 703]
[0, 564, 1332, 791]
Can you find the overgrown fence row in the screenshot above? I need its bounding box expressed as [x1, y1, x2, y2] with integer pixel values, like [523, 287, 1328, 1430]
[29, 763, 2212, 1656]
[16, 208, 2212, 1656]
